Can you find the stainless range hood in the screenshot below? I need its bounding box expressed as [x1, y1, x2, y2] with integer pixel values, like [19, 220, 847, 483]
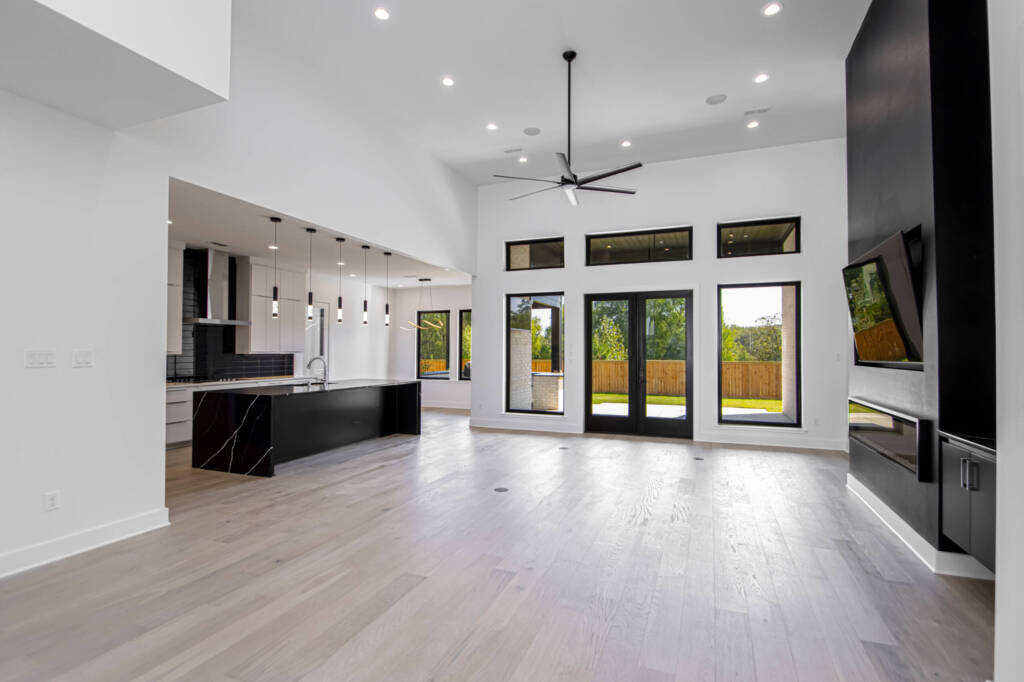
[183, 249, 251, 327]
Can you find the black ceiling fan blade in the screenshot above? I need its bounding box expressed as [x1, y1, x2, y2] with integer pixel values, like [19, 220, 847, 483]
[493, 174, 562, 185]
[576, 185, 637, 195]
[510, 185, 563, 200]
[576, 162, 644, 186]
[555, 153, 576, 182]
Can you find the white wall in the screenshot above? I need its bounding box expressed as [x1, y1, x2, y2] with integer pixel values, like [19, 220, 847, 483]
[388, 285, 473, 409]
[34, 0, 232, 97]
[989, 1, 1024, 679]
[0, 11, 476, 576]
[472, 139, 850, 450]
[0, 91, 169, 577]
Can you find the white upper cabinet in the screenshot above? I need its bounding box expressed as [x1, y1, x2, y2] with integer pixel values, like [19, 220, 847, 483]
[168, 244, 184, 288]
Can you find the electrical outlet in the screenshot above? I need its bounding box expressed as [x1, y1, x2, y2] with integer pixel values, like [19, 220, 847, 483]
[43, 490, 61, 512]
[24, 349, 57, 369]
[71, 349, 93, 368]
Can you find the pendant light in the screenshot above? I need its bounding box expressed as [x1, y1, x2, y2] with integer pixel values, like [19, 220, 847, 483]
[383, 251, 392, 326]
[406, 278, 436, 329]
[336, 237, 345, 324]
[305, 227, 316, 321]
[269, 217, 281, 319]
[361, 245, 370, 324]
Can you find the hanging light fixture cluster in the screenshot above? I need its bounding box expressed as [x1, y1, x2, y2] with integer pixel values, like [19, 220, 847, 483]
[336, 237, 345, 324]
[269, 217, 281, 319]
[406, 278, 443, 330]
[305, 228, 317, 321]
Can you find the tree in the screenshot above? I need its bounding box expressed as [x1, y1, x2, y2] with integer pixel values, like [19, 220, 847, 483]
[460, 312, 471, 361]
[532, 315, 552, 359]
[644, 298, 687, 360]
[592, 315, 627, 360]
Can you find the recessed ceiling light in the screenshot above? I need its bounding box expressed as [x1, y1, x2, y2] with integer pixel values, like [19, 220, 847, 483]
[268, 244, 279, 250]
[486, 123, 498, 131]
[373, 7, 390, 20]
[706, 93, 728, 106]
[350, 273, 357, 277]
[167, 220, 173, 225]
[620, 140, 632, 148]
[336, 261, 345, 266]
[441, 76, 455, 87]
[761, 2, 782, 17]
[518, 156, 528, 163]
[754, 73, 770, 84]
[747, 120, 760, 129]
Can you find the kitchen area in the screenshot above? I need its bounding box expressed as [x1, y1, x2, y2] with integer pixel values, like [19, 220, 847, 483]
[165, 180, 469, 475]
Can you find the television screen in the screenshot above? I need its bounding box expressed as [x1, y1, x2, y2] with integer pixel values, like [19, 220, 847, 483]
[843, 257, 921, 363]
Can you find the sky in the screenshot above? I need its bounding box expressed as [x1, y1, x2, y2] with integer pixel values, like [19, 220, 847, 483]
[720, 286, 783, 327]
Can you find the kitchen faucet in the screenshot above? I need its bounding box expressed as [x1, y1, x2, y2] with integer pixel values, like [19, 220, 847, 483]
[305, 356, 328, 385]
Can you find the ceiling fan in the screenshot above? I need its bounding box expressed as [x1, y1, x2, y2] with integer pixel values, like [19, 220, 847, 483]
[494, 50, 643, 206]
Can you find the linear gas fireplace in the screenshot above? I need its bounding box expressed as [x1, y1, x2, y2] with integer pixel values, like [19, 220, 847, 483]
[849, 398, 931, 481]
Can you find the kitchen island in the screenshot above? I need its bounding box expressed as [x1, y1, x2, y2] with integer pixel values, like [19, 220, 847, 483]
[192, 379, 420, 476]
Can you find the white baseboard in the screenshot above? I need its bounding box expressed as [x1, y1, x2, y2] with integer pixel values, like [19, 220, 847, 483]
[846, 474, 994, 580]
[469, 416, 583, 434]
[422, 400, 471, 410]
[0, 507, 169, 581]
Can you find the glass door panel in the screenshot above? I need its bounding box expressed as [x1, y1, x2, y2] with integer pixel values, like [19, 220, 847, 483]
[590, 298, 631, 417]
[643, 296, 688, 420]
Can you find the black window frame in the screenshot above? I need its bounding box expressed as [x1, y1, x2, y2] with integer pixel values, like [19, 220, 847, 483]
[416, 309, 451, 381]
[717, 216, 801, 259]
[458, 308, 472, 381]
[505, 291, 565, 415]
[717, 281, 802, 428]
[505, 237, 565, 271]
[585, 225, 693, 266]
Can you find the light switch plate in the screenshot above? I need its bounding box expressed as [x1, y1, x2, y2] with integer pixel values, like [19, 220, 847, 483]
[71, 349, 94, 368]
[24, 349, 57, 369]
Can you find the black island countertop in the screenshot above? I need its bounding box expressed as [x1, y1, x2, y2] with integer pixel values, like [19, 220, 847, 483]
[207, 378, 420, 397]
[192, 378, 420, 477]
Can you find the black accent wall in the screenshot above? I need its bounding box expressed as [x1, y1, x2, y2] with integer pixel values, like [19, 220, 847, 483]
[167, 248, 293, 381]
[846, 0, 995, 548]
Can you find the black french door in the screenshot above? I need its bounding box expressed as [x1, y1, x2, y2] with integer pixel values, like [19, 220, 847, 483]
[585, 291, 693, 438]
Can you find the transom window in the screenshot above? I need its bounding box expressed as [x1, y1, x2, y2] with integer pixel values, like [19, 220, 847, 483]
[586, 226, 692, 266]
[718, 217, 800, 258]
[506, 238, 565, 271]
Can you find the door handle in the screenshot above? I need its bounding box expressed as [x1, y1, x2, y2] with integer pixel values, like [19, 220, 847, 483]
[960, 458, 969, 489]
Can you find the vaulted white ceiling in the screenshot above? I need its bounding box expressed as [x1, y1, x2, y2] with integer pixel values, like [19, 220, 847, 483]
[236, 0, 869, 184]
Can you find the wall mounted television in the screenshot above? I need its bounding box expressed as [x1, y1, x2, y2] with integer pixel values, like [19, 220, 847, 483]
[843, 229, 923, 369]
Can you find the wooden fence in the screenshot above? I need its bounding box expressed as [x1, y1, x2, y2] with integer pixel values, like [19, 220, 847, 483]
[424, 357, 781, 399]
[590, 360, 781, 399]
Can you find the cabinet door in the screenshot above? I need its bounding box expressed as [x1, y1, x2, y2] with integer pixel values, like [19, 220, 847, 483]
[167, 285, 183, 355]
[940, 441, 972, 553]
[284, 270, 306, 302]
[168, 247, 184, 288]
[287, 299, 306, 352]
[969, 456, 996, 572]
[251, 264, 270, 298]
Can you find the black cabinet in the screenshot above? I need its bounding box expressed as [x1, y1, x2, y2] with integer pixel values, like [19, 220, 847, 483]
[940, 434, 996, 572]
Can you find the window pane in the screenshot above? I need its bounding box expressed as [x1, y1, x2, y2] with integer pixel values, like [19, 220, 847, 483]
[590, 299, 630, 416]
[507, 294, 564, 413]
[588, 228, 691, 265]
[644, 297, 687, 419]
[459, 310, 472, 380]
[718, 284, 800, 426]
[718, 218, 799, 258]
[417, 311, 449, 379]
[506, 239, 564, 270]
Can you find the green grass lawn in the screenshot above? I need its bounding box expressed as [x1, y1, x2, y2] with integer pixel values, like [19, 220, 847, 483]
[591, 394, 783, 412]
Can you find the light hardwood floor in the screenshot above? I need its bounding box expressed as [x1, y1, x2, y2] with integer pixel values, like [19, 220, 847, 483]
[0, 410, 993, 681]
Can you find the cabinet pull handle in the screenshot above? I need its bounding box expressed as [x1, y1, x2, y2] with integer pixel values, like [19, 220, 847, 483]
[967, 461, 979, 491]
[960, 458, 969, 489]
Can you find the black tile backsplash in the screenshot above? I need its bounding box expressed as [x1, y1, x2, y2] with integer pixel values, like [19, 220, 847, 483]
[167, 249, 294, 381]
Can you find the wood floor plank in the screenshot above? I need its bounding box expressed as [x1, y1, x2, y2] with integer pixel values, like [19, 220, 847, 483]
[0, 411, 994, 682]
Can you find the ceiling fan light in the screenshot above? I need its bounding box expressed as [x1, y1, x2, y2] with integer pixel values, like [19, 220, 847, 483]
[563, 186, 579, 207]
